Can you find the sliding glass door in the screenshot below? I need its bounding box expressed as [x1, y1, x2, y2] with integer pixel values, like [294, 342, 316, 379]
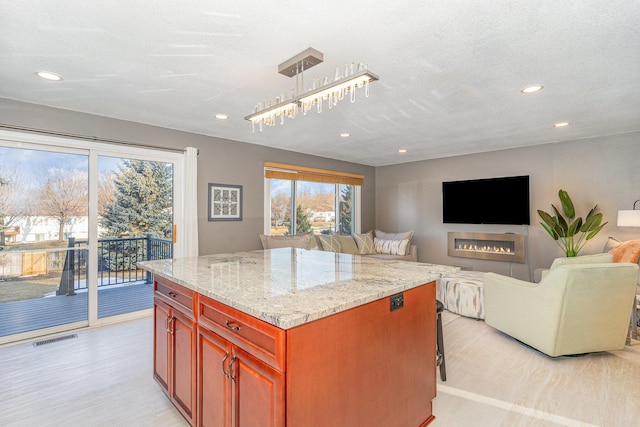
[0, 145, 90, 339]
[95, 155, 174, 319]
[0, 130, 183, 344]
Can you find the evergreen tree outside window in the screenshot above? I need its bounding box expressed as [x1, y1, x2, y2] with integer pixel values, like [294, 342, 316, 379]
[99, 159, 173, 239]
[295, 205, 312, 234]
[339, 184, 354, 234]
[98, 158, 173, 275]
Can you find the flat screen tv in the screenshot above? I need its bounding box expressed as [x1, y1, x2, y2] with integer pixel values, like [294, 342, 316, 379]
[442, 175, 530, 225]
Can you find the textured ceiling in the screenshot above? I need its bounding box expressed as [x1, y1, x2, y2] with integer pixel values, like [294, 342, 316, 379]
[1, 1, 639, 166]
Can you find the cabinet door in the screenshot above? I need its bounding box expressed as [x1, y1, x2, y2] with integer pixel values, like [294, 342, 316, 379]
[232, 346, 284, 427]
[171, 309, 196, 423]
[154, 298, 171, 392]
[198, 326, 232, 427]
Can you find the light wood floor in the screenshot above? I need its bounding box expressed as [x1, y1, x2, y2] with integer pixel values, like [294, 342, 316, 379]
[433, 311, 640, 426]
[0, 317, 189, 427]
[1, 313, 638, 426]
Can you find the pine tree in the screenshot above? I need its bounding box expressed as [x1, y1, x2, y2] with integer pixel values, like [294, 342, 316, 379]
[339, 185, 353, 234]
[99, 160, 173, 239]
[295, 204, 312, 234]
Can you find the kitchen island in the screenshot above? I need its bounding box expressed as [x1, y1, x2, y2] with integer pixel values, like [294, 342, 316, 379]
[140, 248, 458, 427]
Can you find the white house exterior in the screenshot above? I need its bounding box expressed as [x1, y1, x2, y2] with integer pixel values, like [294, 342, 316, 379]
[11, 216, 90, 243]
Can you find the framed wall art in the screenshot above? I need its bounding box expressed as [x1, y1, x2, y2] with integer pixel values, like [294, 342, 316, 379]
[208, 183, 243, 221]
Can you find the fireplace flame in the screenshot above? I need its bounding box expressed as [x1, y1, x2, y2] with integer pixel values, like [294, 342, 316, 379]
[456, 242, 514, 254]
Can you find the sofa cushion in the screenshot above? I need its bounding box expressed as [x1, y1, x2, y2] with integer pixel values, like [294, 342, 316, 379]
[259, 234, 310, 250]
[603, 236, 622, 253]
[338, 235, 359, 254]
[353, 231, 375, 255]
[374, 229, 414, 255]
[374, 237, 410, 256]
[318, 235, 341, 252]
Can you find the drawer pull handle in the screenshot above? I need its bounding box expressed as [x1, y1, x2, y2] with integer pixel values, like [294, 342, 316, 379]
[226, 321, 241, 331]
[168, 291, 178, 298]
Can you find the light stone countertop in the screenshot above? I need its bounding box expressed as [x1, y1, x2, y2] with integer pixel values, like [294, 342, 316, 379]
[139, 248, 460, 330]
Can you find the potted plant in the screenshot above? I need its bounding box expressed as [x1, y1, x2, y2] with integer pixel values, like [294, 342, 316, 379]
[537, 189, 607, 257]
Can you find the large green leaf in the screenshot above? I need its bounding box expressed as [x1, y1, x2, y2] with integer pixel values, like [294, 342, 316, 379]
[537, 210, 556, 228]
[540, 221, 559, 240]
[552, 205, 569, 236]
[558, 189, 575, 218]
[567, 218, 582, 237]
[581, 211, 603, 232]
[586, 223, 607, 240]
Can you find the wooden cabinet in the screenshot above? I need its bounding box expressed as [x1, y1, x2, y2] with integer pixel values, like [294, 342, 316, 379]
[153, 275, 436, 427]
[154, 299, 171, 391]
[232, 345, 284, 427]
[285, 283, 436, 426]
[154, 277, 197, 425]
[197, 295, 284, 427]
[197, 326, 230, 426]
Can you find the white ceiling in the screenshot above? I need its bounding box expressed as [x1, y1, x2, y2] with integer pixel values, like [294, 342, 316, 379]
[1, 1, 639, 167]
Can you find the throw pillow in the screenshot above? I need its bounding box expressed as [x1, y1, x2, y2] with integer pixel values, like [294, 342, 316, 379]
[259, 234, 311, 250]
[353, 231, 375, 254]
[374, 237, 410, 256]
[603, 236, 622, 253]
[338, 235, 359, 254]
[318, 235, 341, 252]
[374, 229, 414, 255]
[609, 239, 640, 264]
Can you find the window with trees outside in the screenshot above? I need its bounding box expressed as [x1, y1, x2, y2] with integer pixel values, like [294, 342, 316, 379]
[264, 163, 362, 236]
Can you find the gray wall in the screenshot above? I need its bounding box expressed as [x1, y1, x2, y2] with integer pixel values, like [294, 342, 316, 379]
[0, 98, 376, 255]
[375, 132, 640, 280]
[5, 97, 638, 275]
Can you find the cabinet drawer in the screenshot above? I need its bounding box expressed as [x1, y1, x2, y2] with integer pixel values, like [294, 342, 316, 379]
[155, 276, 195, 316]
[198, 295, 285, 372]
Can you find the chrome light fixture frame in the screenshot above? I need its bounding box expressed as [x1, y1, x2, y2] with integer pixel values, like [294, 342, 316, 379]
[245, 48, 379, 131]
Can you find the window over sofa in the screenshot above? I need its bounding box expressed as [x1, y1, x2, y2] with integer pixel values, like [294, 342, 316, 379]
[264, 162, 362, 236]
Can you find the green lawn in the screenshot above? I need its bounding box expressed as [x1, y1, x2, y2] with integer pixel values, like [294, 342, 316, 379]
[0, 276, 60, 303]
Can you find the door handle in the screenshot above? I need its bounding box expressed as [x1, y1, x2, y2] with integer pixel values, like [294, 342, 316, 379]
[229, 355, 237, 383]
[167, 317, 174, 335]
[222, 352, 229, 378]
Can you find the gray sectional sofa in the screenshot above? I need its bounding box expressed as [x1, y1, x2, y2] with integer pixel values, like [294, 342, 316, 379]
[259, 229, 417, 262]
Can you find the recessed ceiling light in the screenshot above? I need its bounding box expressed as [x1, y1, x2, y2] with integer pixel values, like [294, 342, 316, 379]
[398, 149, 407, 153]
[214, 114, 229, 120]
[36, 71, 63, 81]
[554, 121, 570, 128]
[339, 133, 350, 138]
[521, 85, 543, 94]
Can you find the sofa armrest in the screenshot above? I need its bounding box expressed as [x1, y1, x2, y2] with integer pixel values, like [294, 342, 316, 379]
[408, 244, 418, 262]
[484, 272, 566, 353]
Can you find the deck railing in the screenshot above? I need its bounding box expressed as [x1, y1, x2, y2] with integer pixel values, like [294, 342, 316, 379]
[57, 235, 172, 295]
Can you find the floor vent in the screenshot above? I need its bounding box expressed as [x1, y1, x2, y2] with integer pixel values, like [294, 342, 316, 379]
[33, 334, 78, 347]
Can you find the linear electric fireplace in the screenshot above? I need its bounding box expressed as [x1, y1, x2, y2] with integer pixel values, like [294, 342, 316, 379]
[448, 232, 525, 263]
